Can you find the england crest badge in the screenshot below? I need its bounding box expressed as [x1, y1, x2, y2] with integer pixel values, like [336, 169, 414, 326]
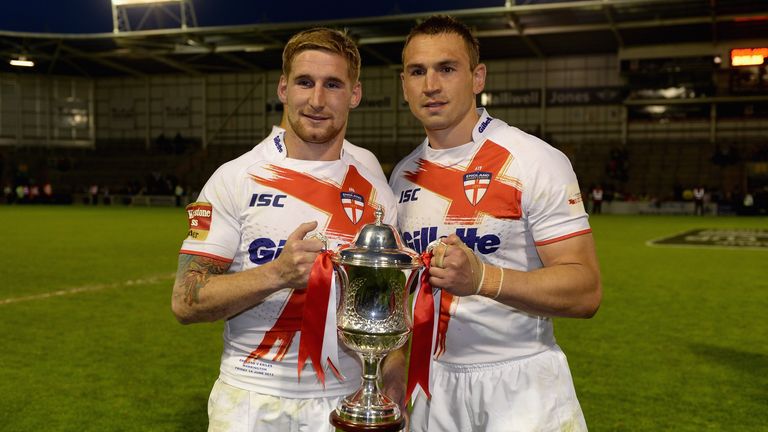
[463, 171, 492, 206]
[340, 190, 365, 224]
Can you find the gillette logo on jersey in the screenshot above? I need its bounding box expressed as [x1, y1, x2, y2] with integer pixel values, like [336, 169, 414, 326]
[340, 190, 365, 224]
[478, 115, 493, 133]
[273, 135, 284, 153]
[186, 202, 212, 241]
[403, 226, 500, 255]
[249, 238, 286, 265]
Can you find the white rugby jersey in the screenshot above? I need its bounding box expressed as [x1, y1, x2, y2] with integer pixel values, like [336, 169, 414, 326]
[180, 127, 397, 397]
[389, 108, 590, 364]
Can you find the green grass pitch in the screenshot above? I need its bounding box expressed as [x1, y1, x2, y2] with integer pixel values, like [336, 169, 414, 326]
[1, 206, 766, 431]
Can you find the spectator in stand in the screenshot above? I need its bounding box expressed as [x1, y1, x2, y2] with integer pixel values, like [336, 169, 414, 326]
[29, 184, 40, 203]
[103, 186, 111, 205]
[89, 184, 99, 205]
[174, 183, 184, 207]
[742, 192, 755, 215]
[43, 182, 53, 203]
[693, 185, 705, 216]
[591, 184, 604, 214]
[16, 185, 28, 203]
[3, 184, 13, 204]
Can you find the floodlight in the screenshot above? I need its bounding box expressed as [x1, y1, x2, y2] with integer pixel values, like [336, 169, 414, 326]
[9, 56, 34, 67]
[644, 105, 667, 115]
[731, 48, 768, 67]
[111, 0, 196, 33]
[111, 0, 183, 5]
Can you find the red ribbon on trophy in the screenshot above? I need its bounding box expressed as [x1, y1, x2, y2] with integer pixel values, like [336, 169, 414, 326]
[406, 241, 456, 401]
[406, 251, 436, 400]
[434, 290, 454, 358]
[245, 248, 341, 386]
[298, 249, 341, 385]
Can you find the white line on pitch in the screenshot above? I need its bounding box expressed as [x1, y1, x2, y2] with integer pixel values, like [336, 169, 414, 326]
[0, 274, 175, 305]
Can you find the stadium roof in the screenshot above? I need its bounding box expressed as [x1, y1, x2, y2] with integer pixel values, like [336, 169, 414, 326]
[1, 0, 767, 77]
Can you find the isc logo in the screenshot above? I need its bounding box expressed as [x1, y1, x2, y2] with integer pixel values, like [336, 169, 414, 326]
[249, 238, 286, 264]
[249, 193, 287, 208]
[399, 188, 420, 203]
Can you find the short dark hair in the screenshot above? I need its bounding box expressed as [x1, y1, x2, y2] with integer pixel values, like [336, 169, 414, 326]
[402, 15, 480, 70]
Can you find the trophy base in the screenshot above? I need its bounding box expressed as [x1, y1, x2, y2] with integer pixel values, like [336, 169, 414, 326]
[329, 411, 405, 432]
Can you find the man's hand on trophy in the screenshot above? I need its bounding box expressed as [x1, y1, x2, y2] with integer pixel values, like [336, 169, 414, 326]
[428, 234, 480, 296]
[428, 234, 503, 299]
[271, 221, 325, 290]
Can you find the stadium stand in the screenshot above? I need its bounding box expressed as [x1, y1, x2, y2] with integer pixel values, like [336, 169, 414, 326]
[0, 1, 766, 214]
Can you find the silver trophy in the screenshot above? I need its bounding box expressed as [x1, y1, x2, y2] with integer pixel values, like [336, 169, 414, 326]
[329, 207, 422, 431]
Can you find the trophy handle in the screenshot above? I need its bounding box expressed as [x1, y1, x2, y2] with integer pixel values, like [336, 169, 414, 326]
[425, 238, 449, 269]
[306, 231, 329, 250]
[425, 238, 443, 253]
[333, 262, 349, 309]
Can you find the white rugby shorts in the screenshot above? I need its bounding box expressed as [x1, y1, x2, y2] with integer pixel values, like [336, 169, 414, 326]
[410, 346, 587, 432]
[207, 379, 341, 432]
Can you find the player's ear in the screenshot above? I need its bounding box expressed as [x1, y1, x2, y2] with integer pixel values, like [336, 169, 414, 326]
[277, 75, 288, 104]
[349, 81, 362, 109]
[472, 63, 486, 95]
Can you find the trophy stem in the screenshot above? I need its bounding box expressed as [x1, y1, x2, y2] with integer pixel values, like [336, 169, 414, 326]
[360, 353, 383, 403]
[329, 352, 404, 431]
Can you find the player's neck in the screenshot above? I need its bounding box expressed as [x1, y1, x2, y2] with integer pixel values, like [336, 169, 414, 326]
[282, 128, 344, 161]
[425, 108, 480, 150]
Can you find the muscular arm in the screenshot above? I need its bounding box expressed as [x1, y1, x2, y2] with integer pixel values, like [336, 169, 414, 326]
[429, 233, 601, 318]
[171, 221, 324, 324]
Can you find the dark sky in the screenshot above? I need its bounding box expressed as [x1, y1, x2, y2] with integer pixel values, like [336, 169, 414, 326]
[0, 0, 504, 34]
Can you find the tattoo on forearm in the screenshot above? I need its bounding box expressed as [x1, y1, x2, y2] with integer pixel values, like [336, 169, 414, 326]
[176, 255, 228, 306]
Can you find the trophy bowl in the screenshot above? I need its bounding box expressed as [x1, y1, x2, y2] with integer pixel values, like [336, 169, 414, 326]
[329, 208, 422, 431]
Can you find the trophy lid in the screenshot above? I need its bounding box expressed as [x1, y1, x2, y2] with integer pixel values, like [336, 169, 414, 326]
[334, 207, 421, 269]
